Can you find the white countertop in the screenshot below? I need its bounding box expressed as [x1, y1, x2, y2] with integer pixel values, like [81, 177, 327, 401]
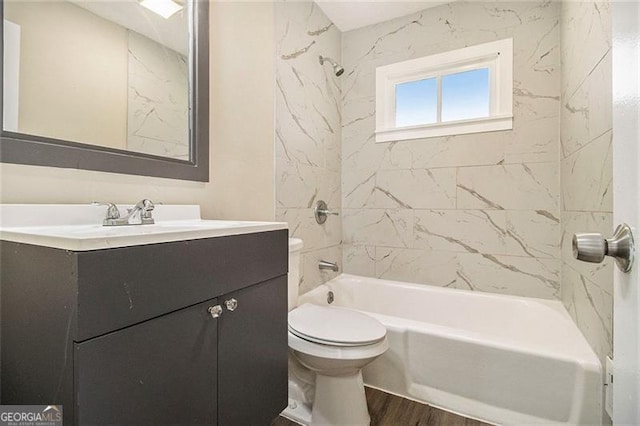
[0, 204, 287, 251]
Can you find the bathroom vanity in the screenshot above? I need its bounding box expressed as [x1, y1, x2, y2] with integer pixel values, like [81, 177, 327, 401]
[0, 205, 289, 425]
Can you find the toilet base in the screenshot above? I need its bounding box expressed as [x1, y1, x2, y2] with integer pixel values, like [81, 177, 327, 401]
[311, 371, 370, 426]
[282, 397, 312, 425]
[283, 371, 313, 425]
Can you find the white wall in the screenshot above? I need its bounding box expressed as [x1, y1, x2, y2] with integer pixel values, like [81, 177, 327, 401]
[2, 19, 20, 132]
[209, 1, 276, 221]
[4, 0, 128, 150]
[0, 2, 276, 222]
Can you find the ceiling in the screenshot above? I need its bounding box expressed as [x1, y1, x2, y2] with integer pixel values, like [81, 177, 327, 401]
[71, 0, 188, 56]
[314, 1, 453, 32]
[73, 1, 450, 54]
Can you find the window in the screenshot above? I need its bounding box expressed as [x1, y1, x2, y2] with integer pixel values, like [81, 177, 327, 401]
[375, 38, 513, 143]
[395, 78, 438, 127]
[441, 68, 490, 122]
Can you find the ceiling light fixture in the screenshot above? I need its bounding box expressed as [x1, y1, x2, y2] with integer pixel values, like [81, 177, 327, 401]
[139, 0, 183, 19]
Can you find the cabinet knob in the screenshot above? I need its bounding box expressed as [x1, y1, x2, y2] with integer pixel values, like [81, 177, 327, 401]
[225, 298, 238, 312]
[208, 305, 223, 318]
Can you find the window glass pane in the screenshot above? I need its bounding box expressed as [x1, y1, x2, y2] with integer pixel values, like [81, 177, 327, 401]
[395, 78, 437, 127]
[441, 68, 490, 122]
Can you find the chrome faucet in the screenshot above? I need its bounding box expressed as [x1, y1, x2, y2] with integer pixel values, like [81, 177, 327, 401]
[94, 199, 155, 226]
[121, 199, 155, 225]
[319, 260, 339, 272]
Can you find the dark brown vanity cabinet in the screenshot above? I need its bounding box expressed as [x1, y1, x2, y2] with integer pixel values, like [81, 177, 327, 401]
[218, 277, 289, 425]
[1, 230, 288, 425]
[76, 298, 219, 425]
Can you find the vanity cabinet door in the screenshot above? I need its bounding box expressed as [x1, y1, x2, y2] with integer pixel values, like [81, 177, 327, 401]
[218, 275, 288, 425]
[75, 298, 219, 426]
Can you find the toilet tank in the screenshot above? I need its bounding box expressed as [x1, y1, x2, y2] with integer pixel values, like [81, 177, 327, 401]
[288, 238, 304, 311]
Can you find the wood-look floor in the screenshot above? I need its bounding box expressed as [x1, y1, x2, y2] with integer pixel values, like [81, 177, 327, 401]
[271, 387, 490, 426]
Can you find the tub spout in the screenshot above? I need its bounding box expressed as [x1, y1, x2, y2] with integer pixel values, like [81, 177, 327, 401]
[319, 260, 339, 272]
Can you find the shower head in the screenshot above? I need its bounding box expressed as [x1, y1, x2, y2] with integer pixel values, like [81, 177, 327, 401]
[319, 55, 344, 77]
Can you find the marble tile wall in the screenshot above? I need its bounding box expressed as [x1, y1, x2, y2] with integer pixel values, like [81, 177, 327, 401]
[560, 0, 613, 367]
[341, 1, 562, 299]
[127, 31, 189, 160]
[275, 2, 342, 294]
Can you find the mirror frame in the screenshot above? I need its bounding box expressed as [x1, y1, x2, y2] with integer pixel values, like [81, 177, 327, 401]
[0, 0, 209, 182]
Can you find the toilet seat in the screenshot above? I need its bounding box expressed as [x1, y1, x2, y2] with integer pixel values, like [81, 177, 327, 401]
[288, 331, 389, 361]
[288, 303, 386, 347]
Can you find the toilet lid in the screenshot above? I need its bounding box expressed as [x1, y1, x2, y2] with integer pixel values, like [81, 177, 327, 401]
[288, 303, 386, 346]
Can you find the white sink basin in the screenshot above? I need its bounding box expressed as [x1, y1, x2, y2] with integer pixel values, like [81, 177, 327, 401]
[0, 204, 287, 251]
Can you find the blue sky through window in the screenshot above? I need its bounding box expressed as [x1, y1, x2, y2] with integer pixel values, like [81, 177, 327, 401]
[395, 68, 489, 128]
[395, 78, 437, 127]
[441, 68, 490, 122]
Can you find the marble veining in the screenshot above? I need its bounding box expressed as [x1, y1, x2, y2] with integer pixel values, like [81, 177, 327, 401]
[126, 31, 189, 160]
[275, 1, 342, 293]
[560, 0, 613, 371]
[342, 1, 562, 300]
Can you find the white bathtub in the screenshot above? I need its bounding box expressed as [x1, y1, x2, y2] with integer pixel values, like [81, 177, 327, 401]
[299, 274, 602, 425]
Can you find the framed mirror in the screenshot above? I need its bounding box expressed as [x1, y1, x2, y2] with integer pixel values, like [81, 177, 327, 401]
[0, 0, 209, 182]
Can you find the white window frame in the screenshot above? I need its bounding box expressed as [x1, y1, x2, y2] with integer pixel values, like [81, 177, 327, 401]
[375, 38, 513, 143]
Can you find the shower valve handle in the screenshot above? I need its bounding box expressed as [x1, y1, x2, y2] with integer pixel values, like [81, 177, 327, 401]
[314, 200, 339, 224]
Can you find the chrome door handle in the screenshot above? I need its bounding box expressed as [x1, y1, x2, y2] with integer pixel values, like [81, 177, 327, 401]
[573, 224, 635, 272]
[225, 298, 238, 312]
[208, 305, 223, 318]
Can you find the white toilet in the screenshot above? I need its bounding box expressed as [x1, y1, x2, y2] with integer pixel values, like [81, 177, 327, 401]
[285, 238, 388, 426]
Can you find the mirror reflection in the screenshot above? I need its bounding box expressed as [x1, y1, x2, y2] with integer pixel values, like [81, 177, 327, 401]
[2, 0, 190, 160]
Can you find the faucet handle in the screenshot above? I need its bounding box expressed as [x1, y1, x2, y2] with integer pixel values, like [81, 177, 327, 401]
[138, 199, 155, 219]
[139, 199, 155, 210]
[131, 199, 155, 224]
[127, 199, 154, 215]
[128, 199, 154, 210]
[92, 202, 120, 219]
